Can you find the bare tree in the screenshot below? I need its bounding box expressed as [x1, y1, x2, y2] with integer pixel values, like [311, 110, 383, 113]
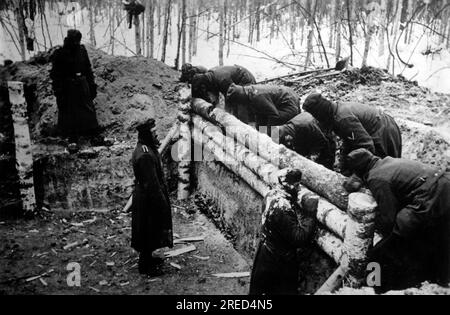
[219, 0, 226, 66]
[161, 0, 172, 63]
[304, 0, 317, 70]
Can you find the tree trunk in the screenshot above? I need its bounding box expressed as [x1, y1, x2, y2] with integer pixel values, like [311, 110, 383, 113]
[289, 2, 295, 49]
[335, 0, 342, 63]
[181, 0, 187, 65]
[146, 0, 155, 58]
[219, 0, 226, 66]
[305, 0, 317, 70]
[88, 0, 96, 46]
[157, 0, 162, 35]
[134, 10, 142, 55]
[378, 0, 387, 57]
[161, 0, 172, 63]
[188, 4, 195, 62]
[362, 4, 376, 68]
[387, 0, 403, 74]
[329, 0, 337, 47]
[13, 0, 26, 61]
[346, 0, 354, 66]
[175, 0, 187, 69]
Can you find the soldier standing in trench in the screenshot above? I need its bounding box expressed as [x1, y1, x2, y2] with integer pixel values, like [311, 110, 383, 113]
[50, 29, 101, 149]
[250, 171, 317, 295]
[345, 149, 450, 291]
[130, 117, 173, 276]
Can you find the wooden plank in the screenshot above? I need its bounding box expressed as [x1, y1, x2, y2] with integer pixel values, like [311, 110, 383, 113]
[8, 81, 36, 214]
[164, 245, 196, 257]
[212, 272, 250, 278]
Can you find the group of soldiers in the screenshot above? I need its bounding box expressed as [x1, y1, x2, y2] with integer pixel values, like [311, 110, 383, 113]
[181, 63, 449, 294]
[49, 29, 448, 294]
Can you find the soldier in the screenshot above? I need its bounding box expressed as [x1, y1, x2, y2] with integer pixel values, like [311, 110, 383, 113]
[191, 65, 256, 114]
[226, 83, 300, 133]
[346, 149, 450, 291]
[123, 0, 145, 29]
[50, 30, 100, 147]
[303, 93, 402, 175]
[179, 63, 208, 84]
[279, 112, 336, 169]
[130, 117, 173, 276]
[249, 173, 317, 295]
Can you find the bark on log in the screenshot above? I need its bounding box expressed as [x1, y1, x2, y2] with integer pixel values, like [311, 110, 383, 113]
[192, 98, 350, 209]
[342, 192, 377, 286]
[193, 115, 283, 188]
[315, 265, 348, 295]
[8, 81, 36, 214]
[192, 126, 271, 197]
[177, 90, 192, 200]
[316, 228, 344, 264]
[298, 187, 348, 239]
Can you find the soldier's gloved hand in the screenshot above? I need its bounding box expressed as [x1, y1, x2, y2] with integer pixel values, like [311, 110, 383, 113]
[343, 174, 363, 193]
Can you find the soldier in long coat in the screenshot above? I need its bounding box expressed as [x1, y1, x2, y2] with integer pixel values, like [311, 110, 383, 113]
[50, 30, 99, 143]
[303, 93, 402, 174]
[346, 148, 450, 291]
[131, 118, 173, 276]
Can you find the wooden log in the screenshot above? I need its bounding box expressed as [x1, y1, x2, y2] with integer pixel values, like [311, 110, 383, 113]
[192, 126, 271, 197]
[177, 88, 192, 200]
[342, 192, 377, 287]
[193, 115, 282, 188]
[315, 228, 344, 264]
[298, 187, 348, 240]
[192, 98, 351, 209]
[316, 228, 344, 264]
[8, 81, 37, 215]
[314, 265, 348, 295]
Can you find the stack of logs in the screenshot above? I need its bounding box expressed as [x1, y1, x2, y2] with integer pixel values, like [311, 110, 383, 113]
[175, 93, 378, 293]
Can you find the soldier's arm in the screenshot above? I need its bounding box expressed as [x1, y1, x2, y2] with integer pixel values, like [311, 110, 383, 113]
[50, 49, 63, 96]
[336, 116, 376, 155]
[368, 177, 400, 237]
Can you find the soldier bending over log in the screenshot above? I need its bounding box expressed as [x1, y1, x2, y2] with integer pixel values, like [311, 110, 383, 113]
[179, 63, 208, 84]
[279, 112, 336, 169]
[226, 84, 300, 135]
[303, 93, 402, 175]
[191, 65, 256, 113]
[346, 149, 450, 291]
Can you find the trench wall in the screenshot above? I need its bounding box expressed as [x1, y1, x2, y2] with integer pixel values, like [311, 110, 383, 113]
[194, 161, 263, 259]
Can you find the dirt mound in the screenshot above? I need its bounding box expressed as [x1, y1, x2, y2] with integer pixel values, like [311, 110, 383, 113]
[0, 46, 184, 143]
[0, 46, 184, 216]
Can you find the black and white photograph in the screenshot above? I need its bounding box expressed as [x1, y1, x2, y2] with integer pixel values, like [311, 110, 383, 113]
[0, 0, 449, 299]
